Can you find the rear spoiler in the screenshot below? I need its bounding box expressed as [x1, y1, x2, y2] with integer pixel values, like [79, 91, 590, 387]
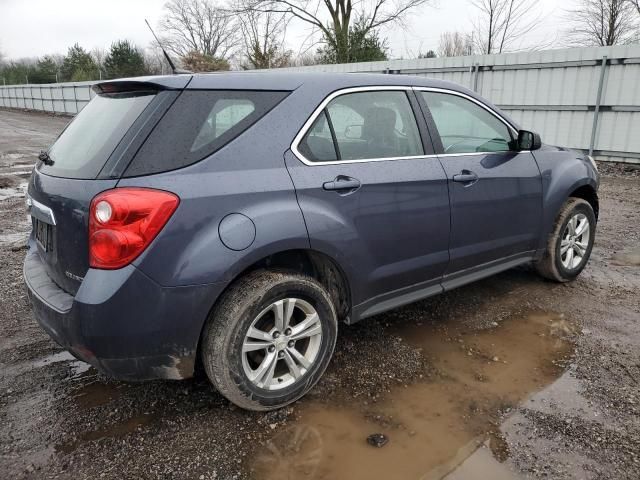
[93, 75, 192, 94]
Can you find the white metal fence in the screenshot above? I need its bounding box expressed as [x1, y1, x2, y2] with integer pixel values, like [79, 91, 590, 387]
[0, 80, 96, 115]
[2, 45, 640, 163]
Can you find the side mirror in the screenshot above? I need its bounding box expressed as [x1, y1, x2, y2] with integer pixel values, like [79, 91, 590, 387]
[517, 130, 542, 151]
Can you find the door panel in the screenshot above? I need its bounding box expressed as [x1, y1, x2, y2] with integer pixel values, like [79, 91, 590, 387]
[285, 151, 450, 307]
[416, 89, 543, 275]
[438, 152, 542, 274]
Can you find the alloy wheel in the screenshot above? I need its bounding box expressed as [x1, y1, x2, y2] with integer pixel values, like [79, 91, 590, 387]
[560, 213, 590, 270]
[242, 298, 323, 390]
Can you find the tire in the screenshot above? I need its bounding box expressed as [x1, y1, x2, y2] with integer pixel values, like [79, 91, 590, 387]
[201, 269, 338, 411]
[535, 197, 596, 282]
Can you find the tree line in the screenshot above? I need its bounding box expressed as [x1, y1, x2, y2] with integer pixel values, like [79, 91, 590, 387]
[1, 0, 639, 85]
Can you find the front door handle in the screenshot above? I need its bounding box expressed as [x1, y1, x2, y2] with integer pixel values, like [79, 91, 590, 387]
[323, 176, 361, 192]
[452, 170, 479, 185]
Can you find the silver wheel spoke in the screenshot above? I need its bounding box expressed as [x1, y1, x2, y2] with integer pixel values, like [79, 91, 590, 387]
[272, 298, 296, 332]
[288, 346, 312, 369]
[574, 241, 587, 256]
[247, 326, 272, 343]
[243, 340, 271, 353]
[290, 313, 322, 341]
[283, 349, 302, 379]
[560, 239, 571, 254]
[251, 351, 278, 387]
[563, 247, 574, 268]
[568, 216, 577, 235]
[575, 219, 588, 237]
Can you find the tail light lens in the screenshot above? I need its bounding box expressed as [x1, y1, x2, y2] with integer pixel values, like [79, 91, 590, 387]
[89, 188, 179, 269]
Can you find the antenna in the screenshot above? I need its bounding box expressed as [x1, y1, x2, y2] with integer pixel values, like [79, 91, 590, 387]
[145, 18, 184, 75]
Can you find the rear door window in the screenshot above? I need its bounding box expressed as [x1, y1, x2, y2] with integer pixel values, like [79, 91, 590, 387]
[124, 90, 289, 177]
[326, 91, 424, 161]
[297, 111, 338, 162]
[42, 92, 155, 179]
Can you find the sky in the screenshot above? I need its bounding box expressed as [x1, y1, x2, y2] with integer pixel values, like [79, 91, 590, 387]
[0, 0, 569, 61]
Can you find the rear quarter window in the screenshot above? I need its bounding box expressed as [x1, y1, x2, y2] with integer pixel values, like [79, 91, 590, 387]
[124, 90, 289, 177]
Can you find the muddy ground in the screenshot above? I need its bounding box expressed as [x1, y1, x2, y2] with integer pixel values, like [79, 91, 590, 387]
[0, 108, 639, 480]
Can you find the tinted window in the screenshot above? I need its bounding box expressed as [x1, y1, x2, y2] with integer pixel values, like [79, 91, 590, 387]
[191, 99, 256, 151]
[125, 90, 289, 177]
[43, 92, 155, 179]
[298, 111, 337, 162]
[421, 92, 513, 154]
[326, 91, 423, 160]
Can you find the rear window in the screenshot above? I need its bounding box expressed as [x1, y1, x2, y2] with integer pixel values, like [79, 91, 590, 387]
[124, 90, 289, 177]
[42, 92, 155, 179]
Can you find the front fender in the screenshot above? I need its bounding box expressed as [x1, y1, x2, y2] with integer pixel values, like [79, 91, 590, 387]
[533, 147, 599, 251]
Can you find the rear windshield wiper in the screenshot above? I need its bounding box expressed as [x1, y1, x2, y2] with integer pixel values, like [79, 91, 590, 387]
[38, 150, 54, 166]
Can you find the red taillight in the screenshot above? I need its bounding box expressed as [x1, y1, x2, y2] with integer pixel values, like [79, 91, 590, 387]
[89, 188, 179, 269]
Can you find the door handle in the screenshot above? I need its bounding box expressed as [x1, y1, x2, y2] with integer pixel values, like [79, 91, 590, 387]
[323, 176, 361, 192]
[452, 171, 479, 184]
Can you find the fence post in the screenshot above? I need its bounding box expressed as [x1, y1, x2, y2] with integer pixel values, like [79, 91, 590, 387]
[473, 62, 480, 92]
[589, 56, 608, 156]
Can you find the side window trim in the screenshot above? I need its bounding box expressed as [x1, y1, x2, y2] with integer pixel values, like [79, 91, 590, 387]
[291, 86, 431, 166]
[324, 109, 342, 160]
[407, 89, 437, 156]
[412, 87, 518, 156]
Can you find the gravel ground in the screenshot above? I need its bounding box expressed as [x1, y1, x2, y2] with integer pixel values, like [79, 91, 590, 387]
[0, 108, 639, 480]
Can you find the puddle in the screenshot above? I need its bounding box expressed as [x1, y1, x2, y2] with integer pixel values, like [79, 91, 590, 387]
[30, 350, 93, 377]
[251, 312, 575, 480]
[611, 246, 640, 266]
[56, 413, 154, 455]
[71, 380, 128, 409]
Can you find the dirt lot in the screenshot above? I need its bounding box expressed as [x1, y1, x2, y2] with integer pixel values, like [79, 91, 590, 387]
[0, 108, 639, 480]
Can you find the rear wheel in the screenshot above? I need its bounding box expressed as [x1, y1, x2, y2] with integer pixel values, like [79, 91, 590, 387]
[201, 270, 337, 411]
[535, 198, 596, 282]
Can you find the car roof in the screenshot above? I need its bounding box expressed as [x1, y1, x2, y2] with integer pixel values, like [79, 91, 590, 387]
[187, 71, 468, 92]
[98, 71, 472, 95]
[96, 71, 519, 129]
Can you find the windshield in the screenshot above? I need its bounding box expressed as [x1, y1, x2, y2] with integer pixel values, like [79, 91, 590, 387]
[42, 91, 155, 179]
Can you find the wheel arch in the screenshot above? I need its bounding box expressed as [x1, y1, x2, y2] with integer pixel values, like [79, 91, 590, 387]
[568, 183, 599, 220]
[229, 248, 352, 321]
[193, 248, 352, 375]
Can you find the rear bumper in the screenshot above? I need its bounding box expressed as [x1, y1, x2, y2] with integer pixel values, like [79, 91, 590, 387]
[24, 241, 225, 380]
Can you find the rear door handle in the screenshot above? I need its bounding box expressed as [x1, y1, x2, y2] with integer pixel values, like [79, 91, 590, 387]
[452, 171, 479, 184]
[323, 176, 361, 192]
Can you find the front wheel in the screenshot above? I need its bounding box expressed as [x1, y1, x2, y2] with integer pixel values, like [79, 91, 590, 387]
[201, 270, 338, 411]
[535, 197, 596, 282]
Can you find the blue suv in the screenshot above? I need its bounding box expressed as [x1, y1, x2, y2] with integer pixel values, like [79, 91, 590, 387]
[24, 73, 599, 410]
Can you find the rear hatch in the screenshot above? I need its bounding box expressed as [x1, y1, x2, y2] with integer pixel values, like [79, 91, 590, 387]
[27, 79, 186, 295]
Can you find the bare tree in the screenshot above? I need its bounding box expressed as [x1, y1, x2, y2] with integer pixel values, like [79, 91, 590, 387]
[438, 31, 472, 57]
[629, 0, 640, 14]
[471, 0, 544, 54]
[566, 0, 638, 46]
[248, 0, 433, 63]
[159, 0, 240, 60]
[236, 1, 292, 69]
[143, 46, 173, 75]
